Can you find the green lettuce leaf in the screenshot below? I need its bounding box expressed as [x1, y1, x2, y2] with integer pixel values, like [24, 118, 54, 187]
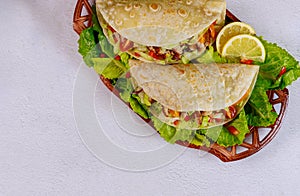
[151, 116, 177, 143]
[78, 5, 115, 67]
[197, 110, 250, 147]
[129, 97, 149, 119]
[243, 38, 299, 127]
[114, 77, 149, 119]
[115, 78, 133, 102]
[280, 68, 300, 88]
[119, 53, 131, 69]
[98, 34, 115, 58]
[131, 94, 150, 117]
[169, 129, 195, 144]
[217, 110, 250, 147]
[78, 27, 100, 67]
[151, 116, 199, 145]
[191, 133, 211, 147]
[92, 58, 128, 79]
[91, 5, 115, 58]
[197, 126, 222, 142]
[196, 46, 239, 64]
[245, 87, 278, 127]
[151, 115, 211, 147]
[91, 5, 102, 33]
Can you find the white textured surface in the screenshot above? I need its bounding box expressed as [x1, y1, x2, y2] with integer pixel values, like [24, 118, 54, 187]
[1, 0, 300, 195]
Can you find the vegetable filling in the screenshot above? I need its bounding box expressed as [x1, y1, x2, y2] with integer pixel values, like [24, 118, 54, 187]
[102, 22, 217, 64]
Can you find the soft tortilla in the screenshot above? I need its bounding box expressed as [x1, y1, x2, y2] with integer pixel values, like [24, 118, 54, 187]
[96, 0, 226, 47]
[129, 60, 259, 112]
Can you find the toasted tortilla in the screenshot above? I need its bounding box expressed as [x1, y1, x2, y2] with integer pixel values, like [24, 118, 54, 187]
[129, 60, 259, 112]
[96, 0, 226, 47]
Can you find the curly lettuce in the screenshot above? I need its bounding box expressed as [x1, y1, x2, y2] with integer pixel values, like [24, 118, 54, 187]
[255, 37, 300, 90]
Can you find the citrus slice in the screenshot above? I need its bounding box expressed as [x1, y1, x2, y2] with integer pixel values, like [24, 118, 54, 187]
[216, 22, 256, 54]
[221, 34, 266, 62]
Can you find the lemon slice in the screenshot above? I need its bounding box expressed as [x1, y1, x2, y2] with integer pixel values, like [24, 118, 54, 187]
[216, 22, 256, 54]
[221, 34, 266, 62]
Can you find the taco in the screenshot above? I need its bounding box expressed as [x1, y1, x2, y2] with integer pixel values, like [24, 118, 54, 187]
[129, 60, 259, 129]
[96, 0, 226, 64]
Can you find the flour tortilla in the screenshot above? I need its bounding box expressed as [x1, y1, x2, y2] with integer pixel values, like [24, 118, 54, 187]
[129, 60, 259, 112]
[96, 0, 226, 47]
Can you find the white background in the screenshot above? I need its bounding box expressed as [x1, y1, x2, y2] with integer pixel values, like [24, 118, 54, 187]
[1, 0, 300, 195]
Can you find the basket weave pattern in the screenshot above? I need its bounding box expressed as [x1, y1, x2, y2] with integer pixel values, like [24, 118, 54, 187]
[73, 0, 289, 162]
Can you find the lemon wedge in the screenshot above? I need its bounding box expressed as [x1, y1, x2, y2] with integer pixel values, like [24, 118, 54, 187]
[216, 22, 256, 54]
[221, 34, 266, 62]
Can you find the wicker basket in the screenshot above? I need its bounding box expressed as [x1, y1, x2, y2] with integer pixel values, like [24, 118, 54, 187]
[73, 0, 289, 162]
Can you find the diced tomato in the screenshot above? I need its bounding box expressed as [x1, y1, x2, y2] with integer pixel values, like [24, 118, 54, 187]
[279, 67, 287, 78]
[190, 112, 202, 125]
[227, 126, 240, 136]
[119, 37, 134, 52]
[173, 120, 180, 126]
[114, 55, 121, 61]
[113, 33, 119, 43]
[133, 88, 143, 94]
[197, 117, 203, 125]
[226, 106, 237, 119]
[148, 48, 166, 60]
[171, 50, 181, 61]
[184, 115, 191, 121]
[221, 109, 227, 116]
[107, 25, 116, 33]
[214, 118, 223, 123]
[149, 50, 163, 60]
[99, 53, 106, 58]
[149, 51, 158, 59]
[125, 72, 131, 78]
[240, 59, 254, 65]
[159, 53, 166, 60]
[153, 47, 161, 54]
[134, 52, 141, 57]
